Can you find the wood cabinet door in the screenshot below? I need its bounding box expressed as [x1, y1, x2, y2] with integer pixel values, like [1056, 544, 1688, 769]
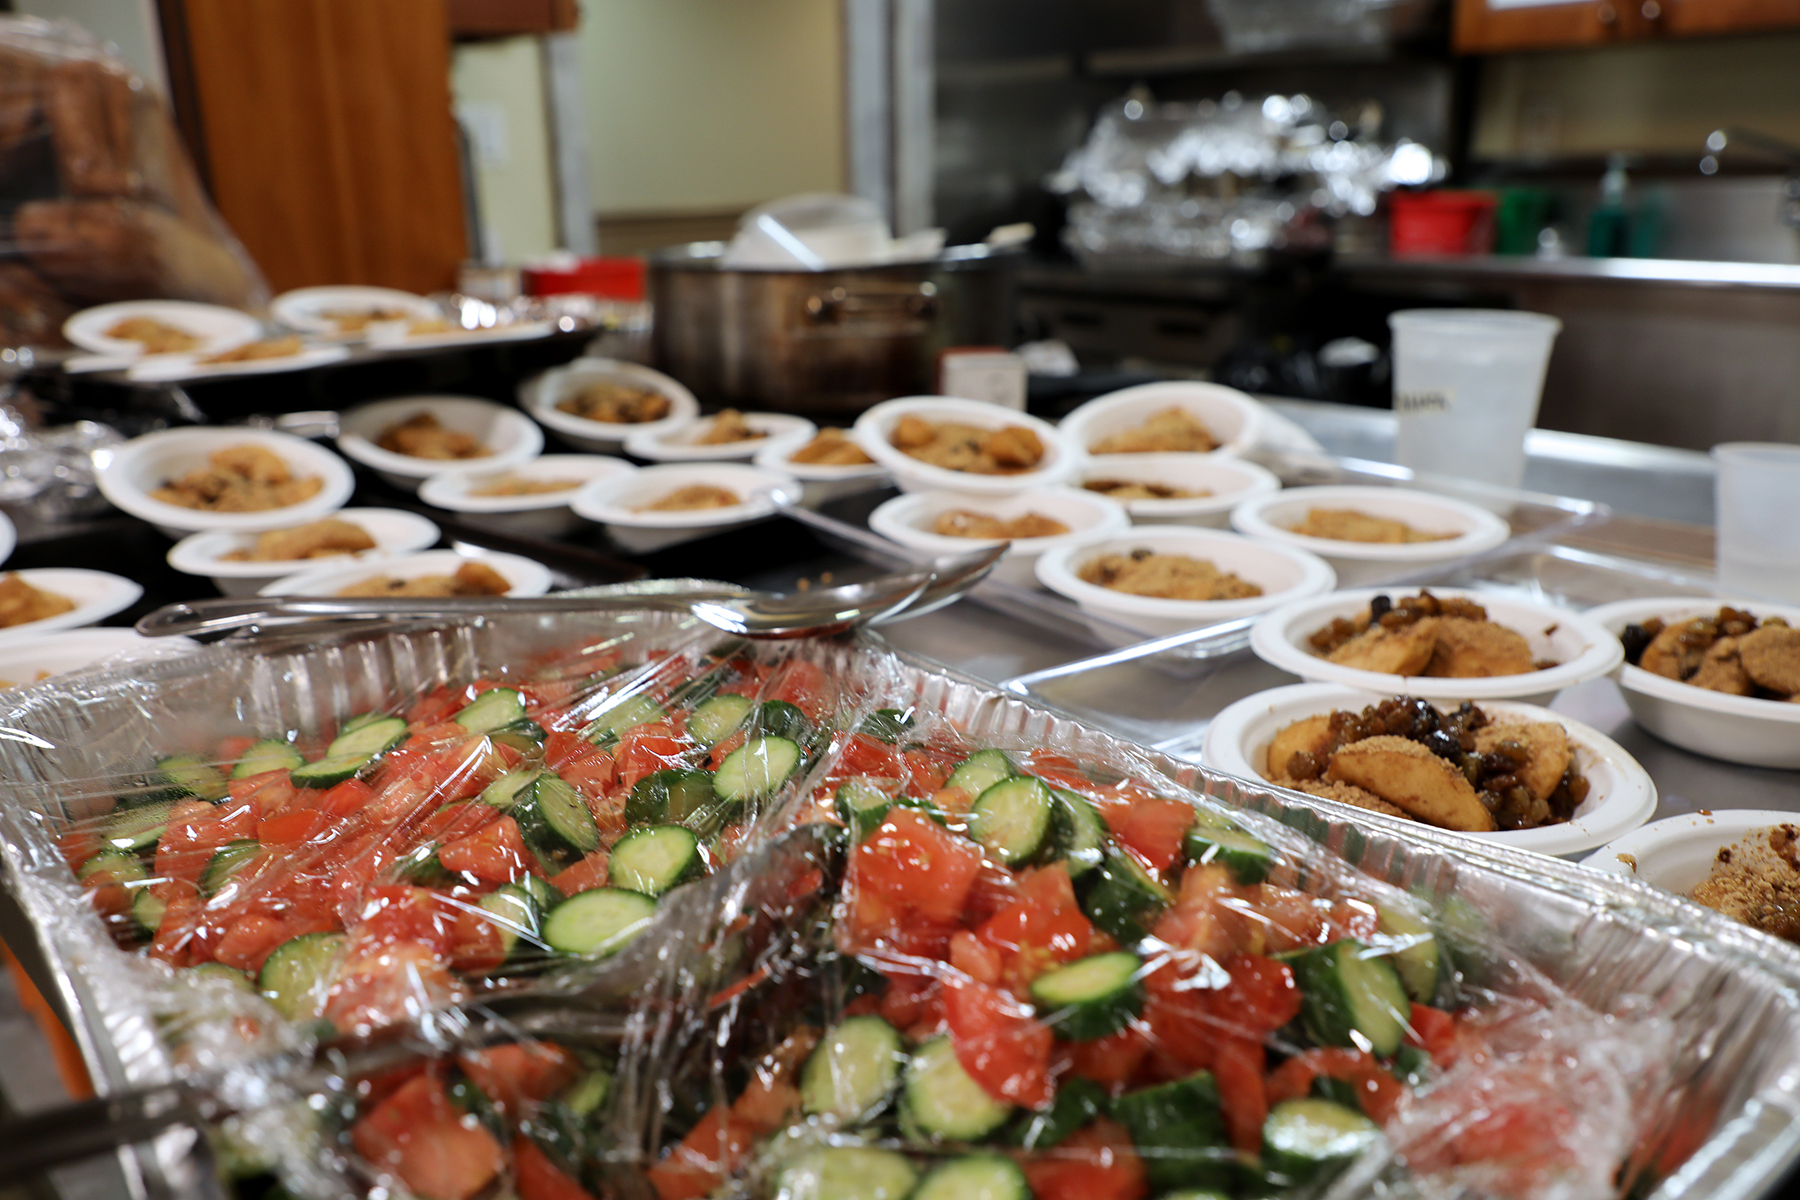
[1649, 0, 1800, 36]
[162, 0, 468, 294]
[1453, 0, 1649, 51]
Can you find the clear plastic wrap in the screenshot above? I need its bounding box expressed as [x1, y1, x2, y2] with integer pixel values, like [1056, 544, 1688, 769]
[0, 16, 266, 347]
[1, 614, 1799, 1200]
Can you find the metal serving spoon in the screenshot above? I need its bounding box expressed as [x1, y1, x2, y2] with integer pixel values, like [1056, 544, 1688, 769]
[134, 544, 1005, 641]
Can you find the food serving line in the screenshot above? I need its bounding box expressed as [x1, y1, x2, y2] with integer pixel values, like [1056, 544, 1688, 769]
[1, 375, 1798, 1200]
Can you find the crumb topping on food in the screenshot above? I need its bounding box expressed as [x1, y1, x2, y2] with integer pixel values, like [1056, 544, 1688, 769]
[1082, 479, 1209, 500]
[467, 476, 581, 497]
[557, 381, 672, 425]
[1077, 548, 1262, 601]
[1088, 406, 1219, 454]
[1308, 591, 1547, 678]
[0, 573, 74, 628]
[1622, 607, 1800, 702]
[197, 336, 303, 364]
[691, 409, 763, 445]
[376, 411, 489, 460]
[334, 561, 511, 598]
[789, 428, 874, 466]
[1286, 507, 1458, 544]
[152, 445, 324, 512]
[890, 416, 1045, 474]
[104, 316, 200, 354]
[634, 485, 741, 512]
[1692, 824, 1800, 942]
[221, 519, 376, 562]
[929, 510, 1071, 540]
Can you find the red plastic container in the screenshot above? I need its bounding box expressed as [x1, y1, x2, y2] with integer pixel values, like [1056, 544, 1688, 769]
[522, 256, 646, 300]
[1388, 190, 1499, 257]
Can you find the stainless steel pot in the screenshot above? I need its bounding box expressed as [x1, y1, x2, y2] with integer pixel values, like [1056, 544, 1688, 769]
[648, 241, 1018, 415]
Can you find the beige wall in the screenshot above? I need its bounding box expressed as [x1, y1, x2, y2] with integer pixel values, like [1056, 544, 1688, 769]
[1473, 32, 1800, 160]
[451, 38, 560, 264]
[577, 0, 845, 217]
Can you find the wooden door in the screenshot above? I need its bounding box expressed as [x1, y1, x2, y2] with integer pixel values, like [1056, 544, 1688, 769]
[161, 0, 468, 294]
[1453, 0, 1649, 52]
[1650, 0, 1800, 37]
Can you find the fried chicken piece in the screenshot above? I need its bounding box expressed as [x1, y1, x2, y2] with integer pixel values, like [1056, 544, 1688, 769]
[1639, 617, 1710, 681]
[1077, 552, 1262, 601]
[1688, 635, 1755, 696]
[930, 510, 1070, 540]
[1327, 735, 1496, 832]
[980, 424, 1044, 470]
[1474, 721, 1571, 802]
[1424, 616, 1536, 678]
[890, 414, 937, 450]
[1265, 714, 1333, 780]
[1739, 624, 1800, 696]
[211, 443, 293, 486]
[1288, 778, 1410, 818]
[1326, 617, 1440, 675]
[376, 412, 488, 460]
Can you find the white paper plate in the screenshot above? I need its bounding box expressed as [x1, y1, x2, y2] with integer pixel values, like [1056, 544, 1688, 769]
[1584, 810, 1800, 893]
[1230, 485, 1514, 587]
[868, 486, 1130, 589]
[1250, 587, 1622, 704]
[62, 301, 261, 357]
[271, 286, 439, 335]
[366, 321, 554, 351]
[128, 344, 351, 383]
[625, 412, 815, 463]
[166, 508, 442, 591]
[521, 358, 700, 453]
[854, 396, 1077, 496]
[1202, 682, 1657, 858]
[572, 463, 801, 553]
[336, 396, 543, 490]
[261, 548, 553, 598]
[0, 569, 142, 642]
[1074, 453, 1282, 527]
[1059, 381, 1267, 459]
[97, 427, 357, 537]
[1585, 596, 1800, 768]
[0, 509, 15, 569]
[0, 629, 198, 690]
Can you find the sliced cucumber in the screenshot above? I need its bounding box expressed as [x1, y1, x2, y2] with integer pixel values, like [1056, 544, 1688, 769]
[448, 1070, 507, 1140]
[520, 874, 558, 911]
[1047, 788, 1109, 879]
[258, 931, 348, 1020]
[912, 1155, 1030, 1200]
[490, 719, 547, 754]
[106, 801, 174, 853]
[582, 693, 665, 746]
[1390, 1044, 1432, 1087]
[773, 1145, 917, 1200]
[1285, 940, 1411, 1058]
[858, 707, 913, 744]
[562, 1067, 612, 1117]
[130, 886, 166, 936]
[1081, 851, 1174, 947]
[607, 825, 703, 898]
[480, 768, 543, 810]
[541, 888, 657, 957]
[968, 776, 1054, 866]
[799, 1015, 905, 1124]
[901, 1036, 1012, 1142]
[453, 687, 528, 734]
[154, 753, 228, 802]
[1262, 1098, 1382, 1185]
[1008, 1076, 1107, 1150]
[189, 962, 253, 991]
[478, 884, 541, 962]
[200, 839, 261, 899]
[290, 716, 406, 789]
[755, 699, 812, 742]
[395, 844, 453, 886]
[686, 693, 753, 748]
[1112, 1071, 1232, 1193]
[1375, 905, 1443, 1005]
[713, 735, 803, 805]
[338, 711, 387, 734]
[945, 749, 1015, 800]
[834, 777, 896, 842]
[78, 848, 148, 885]
[1183, 814, 1275, 885]
[1029, 951, 1143, 1041]
[625, 768, 718, 827]
[230, 739, 303, 781]
[516, 773, 600, 864]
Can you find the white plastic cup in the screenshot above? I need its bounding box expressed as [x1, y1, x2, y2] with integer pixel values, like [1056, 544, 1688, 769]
[1388, 309, 1561, 492]
[1713, 442, 1800, 601]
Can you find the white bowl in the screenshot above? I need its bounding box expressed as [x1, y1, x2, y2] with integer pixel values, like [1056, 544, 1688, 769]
[166, 508, 442, 597]
[572, 463, 801, 553]
[521, 358, 700, 453]
[1058, 381, 1267, 459]
[418, 454, 636, 539]
[63, 300, 261, 357]
[1230, 485, 1513, 586]
[0, 508, 15, 568]
[868, 487, 1131, 588]
[1583, 810, 1800, 892]
[624, 412, 815, 463]
[1075, 453, 1282, 527]
[1584, 597, 1800, 769]
[1250, 587, 1623, 705]
[1203, 683, 1657, 858]
[336, 396, 544, 491]
[854, 396, 1077, 496]
[97, 427, 356, 538]
[0, 629, 199, 690]
[1034, 526, 1336, 648]
[0, 569, 142, 642]
[752, 432, 889, 506]
[270, 285, 438, 336]
[261, 548, 553, 598]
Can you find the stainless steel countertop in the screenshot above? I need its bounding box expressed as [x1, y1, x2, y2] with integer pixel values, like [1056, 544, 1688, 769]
[1336, 253, 1800, 291]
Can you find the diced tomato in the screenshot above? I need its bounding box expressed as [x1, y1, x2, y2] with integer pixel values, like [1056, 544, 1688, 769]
[425, 737, 513, 804]
[152, 800, 234, 884]
[615, 723, 689, 792]
[706, 730, 746, 772]
[447, 905, 508, 974]
[832, 732, 904, 780]
[1217, 953, 1303, 1034]
[357, 885, 456, 953]
[257, 808, 330, 846]
[543, 730, 593, 770]
[513, 1136, 595, 1200]
[212, 914, 289, 975]
[902, 748, 953, 795]
[645, 1105, 759, 1200]
[518, 678, 579, 713]
[943, 977, 1053, 1109]
[439, 816, 530, 884]
[551, 850, 610, 897]
[215, 735, 257, 764]
[975, 864, 1094, 988]
[319, 778, 376, 819]
[149, 885, 202, 965]
[1254, 883, 1335, 952]
[58, 826, 102, 872]
[851, 808, 984, 925]
[1022, 1118, 1148, 1200]
[458, 1042, 579, 1114]
[1407, 1002, 1458, 1059]
[324, 940, 457, 1034]
[1213, 1036, 1268, 1156]
[228, 769, 295, 808]
[837, 878, 958, 967]
[949, 930, 1003, 985]
[415, 801, 496, 846]
[1265, 1047, 1402, 1124]
[1065, 1020, 1153, 1088]
[350, 1072, 504, 1200]
[406, 686, 464, 729]
[764, 659, 832, 720]
[1330, 899, 1381, 942]
[962, 858, 1020, 925]
[1116, 797, 1194, 872]
[876, 973, 944, 1034]
[1020, 751, 1094, 793]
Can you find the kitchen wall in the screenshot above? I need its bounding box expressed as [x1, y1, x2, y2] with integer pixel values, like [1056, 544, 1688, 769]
[451, 38, 559, 264]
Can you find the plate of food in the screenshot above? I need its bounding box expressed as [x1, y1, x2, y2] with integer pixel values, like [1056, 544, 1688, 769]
[166, 508, 442, 596]
[418, 454, 636, 538]
[1230, 485, 1513, 586]
[624, 409, 814, 463]
[270, 285, 440, 336]
[260, 548, 552, 598]
[0, 628, 198, 690]
[869, 486, 1129, 588]
[1075, 452, 1281, 527]
[752, 424, 888, 505]
[572, 462, 801, 552]
[1058, 380, 1267, 458]
[365, 317, 554, 350]
[96, 427, 356, 537]
[126, 338, 350, 381]
[62, 300, 261, 357]
[0, 569, 141, 642]
[336, 396, 543, 491]
[1585, 597, 1800, 768]
[854, 395, 1076, 495]
[1204, 682, 1657, 857]
[1251, 587, 1622, 704]
[521, 358, 700, 452]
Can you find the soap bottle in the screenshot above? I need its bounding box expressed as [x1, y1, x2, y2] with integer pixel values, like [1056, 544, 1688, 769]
[1587, 153, 1631, 258]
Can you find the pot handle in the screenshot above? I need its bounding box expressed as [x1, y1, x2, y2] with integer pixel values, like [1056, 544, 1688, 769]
[803, 281, 939, 325]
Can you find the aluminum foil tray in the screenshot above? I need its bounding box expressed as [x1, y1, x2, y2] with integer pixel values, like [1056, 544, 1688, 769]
[0, 612, 1797, 1200]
